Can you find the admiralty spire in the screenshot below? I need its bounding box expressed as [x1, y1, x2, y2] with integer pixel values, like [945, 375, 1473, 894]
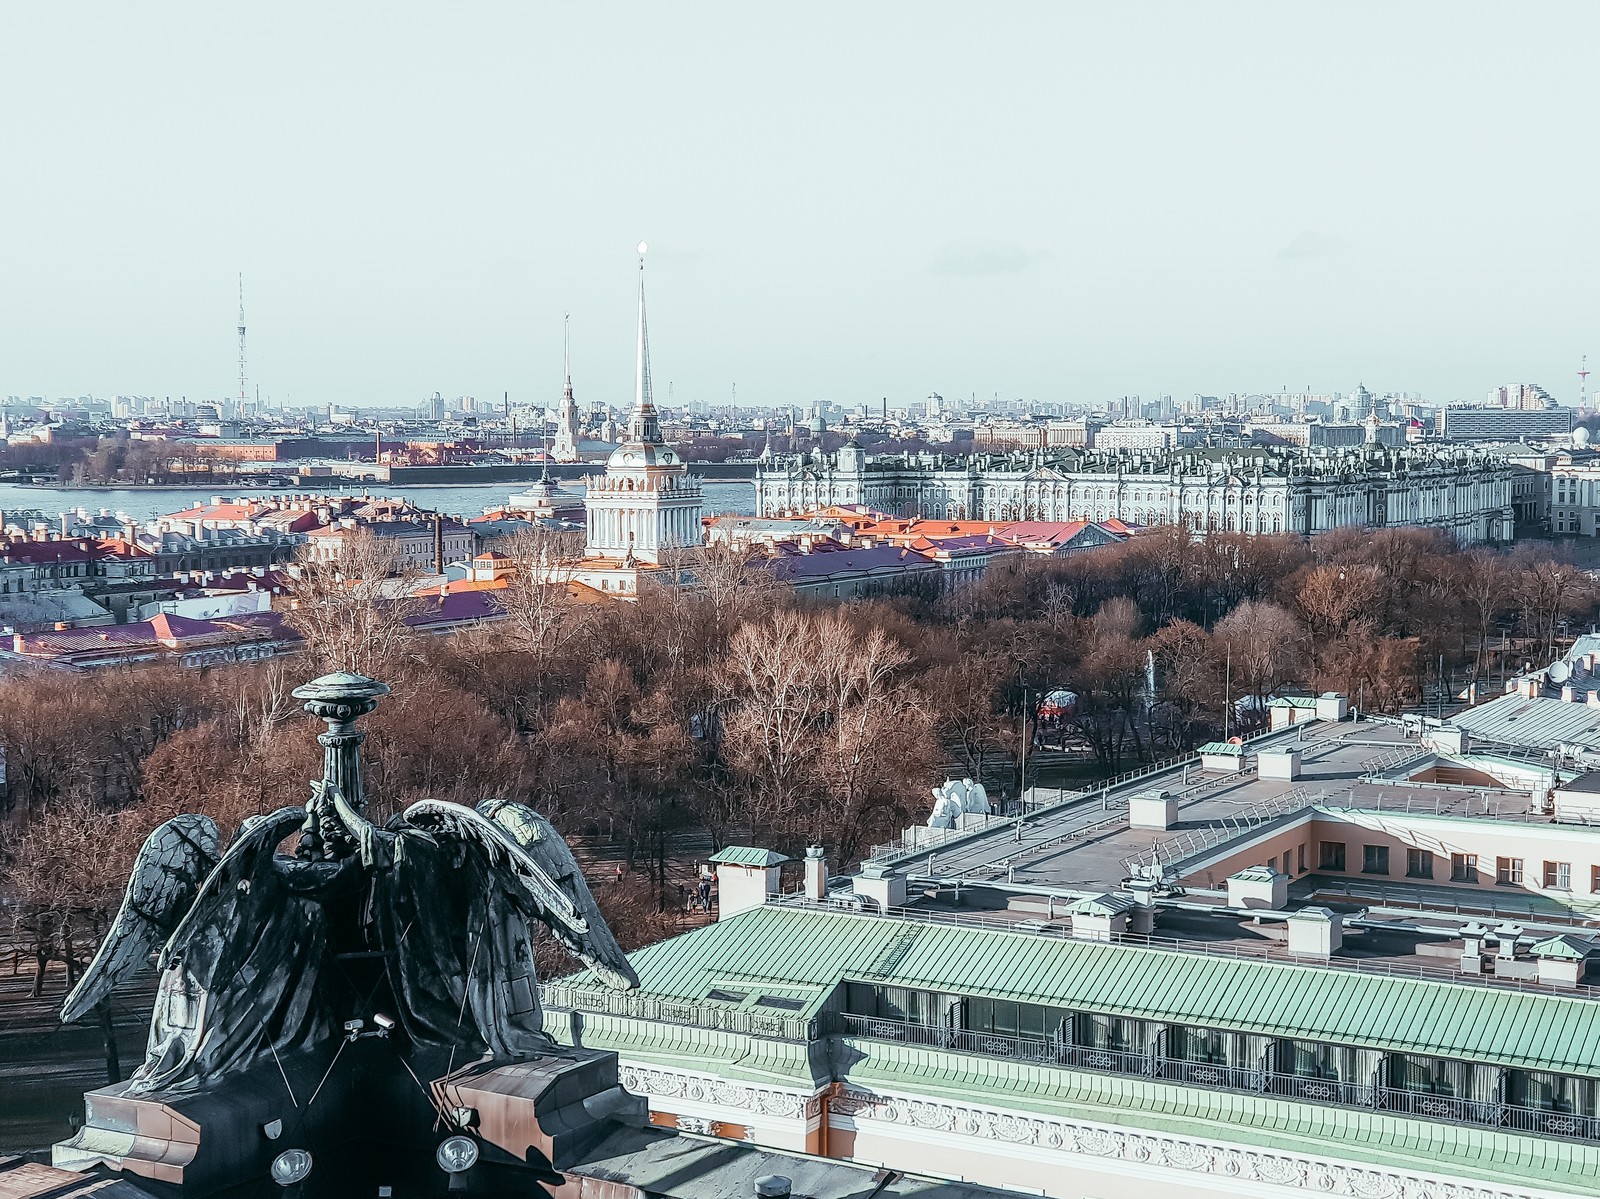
[579, 243, 703, 585]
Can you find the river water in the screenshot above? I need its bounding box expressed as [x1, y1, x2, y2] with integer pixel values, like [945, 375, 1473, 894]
[0, 479, 757, 524]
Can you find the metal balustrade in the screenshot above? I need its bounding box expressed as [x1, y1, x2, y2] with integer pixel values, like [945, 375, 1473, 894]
[539, 982, 816, 1042]
[826, 1012, 1600, 1145]
[866, 725, 1293, 865]
[1120, 787, 1321, 878]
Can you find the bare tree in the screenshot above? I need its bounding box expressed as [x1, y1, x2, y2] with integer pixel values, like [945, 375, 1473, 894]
[491, 526, 587, 656]
[1511, 553, 1591, 662]
[284, 531, 425, 675]
[719, 609, 824, 833]
[1214, 600, 1304, 717]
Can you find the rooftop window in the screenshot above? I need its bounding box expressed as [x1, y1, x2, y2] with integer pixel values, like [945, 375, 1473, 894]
[754, 995, 807, 1012]
[831, 980, 1600, 1142]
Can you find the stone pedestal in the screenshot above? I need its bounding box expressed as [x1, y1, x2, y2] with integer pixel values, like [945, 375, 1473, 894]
[53, 1043, 450, 1196]
[432, 1046, 646, 1173]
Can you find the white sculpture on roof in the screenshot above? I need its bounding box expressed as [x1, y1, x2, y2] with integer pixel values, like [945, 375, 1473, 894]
[927, 777, 992, 828]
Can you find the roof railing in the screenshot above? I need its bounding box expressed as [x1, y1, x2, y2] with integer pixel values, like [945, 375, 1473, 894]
[1119, 787, 1320, 878]
[823, 1012, 1600, 1148]
[866, 723, 1291, 866]
[539, 980, 816, 1043]
[764, 892, 1600, 1000]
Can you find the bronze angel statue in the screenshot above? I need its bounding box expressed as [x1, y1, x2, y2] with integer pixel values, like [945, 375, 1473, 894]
[62, 672, 637, 1096]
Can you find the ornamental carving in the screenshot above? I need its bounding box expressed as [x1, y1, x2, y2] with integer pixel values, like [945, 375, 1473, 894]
[618, 1064, 813, 1121]
[832, 1086, 1546, 1199]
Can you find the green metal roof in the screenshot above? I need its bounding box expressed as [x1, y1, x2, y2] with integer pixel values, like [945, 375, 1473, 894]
[1268, 696, 1318, 708]
[708, 846, 789, 867]
[591, 903, 1600, 1077]
[1197, 741, 1245, 754]
[1531, 935, 1596, 961]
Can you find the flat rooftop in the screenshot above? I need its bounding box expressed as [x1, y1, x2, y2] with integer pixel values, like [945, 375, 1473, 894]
[851, 716, 1600, 991]
[881, 720, 1558, 894]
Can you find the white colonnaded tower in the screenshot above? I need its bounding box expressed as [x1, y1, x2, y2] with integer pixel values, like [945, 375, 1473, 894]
[582, 243, 703, 565]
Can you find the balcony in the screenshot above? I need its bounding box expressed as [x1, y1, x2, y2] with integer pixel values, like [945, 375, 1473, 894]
[825, 1012, 1600, 1145]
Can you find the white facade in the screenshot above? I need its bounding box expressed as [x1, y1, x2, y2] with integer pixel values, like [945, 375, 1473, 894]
[756, 444, 1517, 544]
[1550, 453, 1600, 536]
[551, 380, 581, 463]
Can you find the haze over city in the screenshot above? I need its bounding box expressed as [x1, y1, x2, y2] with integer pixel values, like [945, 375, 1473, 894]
[3, 1, 1596, 410]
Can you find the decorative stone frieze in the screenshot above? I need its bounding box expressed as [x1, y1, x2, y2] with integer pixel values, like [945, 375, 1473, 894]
[832, 1086, 1556, 1199]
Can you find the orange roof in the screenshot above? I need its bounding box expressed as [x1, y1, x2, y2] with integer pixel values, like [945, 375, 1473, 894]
[163, 501, 265, 522]
[852, 517, 1000, 544]
[410, 578, 511, 596]
[802, 504, 894, 528]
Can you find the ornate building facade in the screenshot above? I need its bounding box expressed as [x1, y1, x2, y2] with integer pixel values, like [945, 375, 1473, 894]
[755, 442, 1518, 544]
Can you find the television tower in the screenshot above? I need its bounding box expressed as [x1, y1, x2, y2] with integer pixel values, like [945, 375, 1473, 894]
[1581, 355, 1591, 411]
[237, 274, 248, 411]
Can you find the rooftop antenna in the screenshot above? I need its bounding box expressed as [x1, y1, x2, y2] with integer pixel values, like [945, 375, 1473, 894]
[237, 274, 247, 409]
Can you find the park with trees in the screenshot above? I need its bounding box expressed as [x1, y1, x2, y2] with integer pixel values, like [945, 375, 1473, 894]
[1, 522, 1597, 1022]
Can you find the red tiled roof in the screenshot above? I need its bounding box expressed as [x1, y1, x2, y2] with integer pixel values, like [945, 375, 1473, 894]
[13, 611, 268, 658]
[0, 537, 154, 564]
[999, 520, 1091, 545]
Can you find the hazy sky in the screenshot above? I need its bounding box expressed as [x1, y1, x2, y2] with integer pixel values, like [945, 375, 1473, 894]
[2, 2, 1596, 411]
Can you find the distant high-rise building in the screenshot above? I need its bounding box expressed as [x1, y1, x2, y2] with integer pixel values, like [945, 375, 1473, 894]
[1487, 383, 1555, 410]
[1440, 406, 1574, 441]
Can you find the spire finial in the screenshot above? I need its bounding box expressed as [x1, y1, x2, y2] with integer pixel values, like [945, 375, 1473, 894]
[629, 242, 661, 444]
[563, 311, 572, 391]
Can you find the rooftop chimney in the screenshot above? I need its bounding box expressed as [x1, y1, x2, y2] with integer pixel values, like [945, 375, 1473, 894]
[804, 846, 827, 901]
[754, 1178, 791, 1199]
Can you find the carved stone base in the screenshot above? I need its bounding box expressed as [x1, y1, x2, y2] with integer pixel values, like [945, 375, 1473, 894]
[52, 1041, 443, 1195]
[431, 1046, 646, 1173]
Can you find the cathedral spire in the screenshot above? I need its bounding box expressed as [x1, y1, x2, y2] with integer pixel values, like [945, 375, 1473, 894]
[630, 242, 662, 445]
[563, 311, 574, 402]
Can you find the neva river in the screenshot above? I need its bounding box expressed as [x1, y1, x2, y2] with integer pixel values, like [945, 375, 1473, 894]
[0, 479, 757, 523]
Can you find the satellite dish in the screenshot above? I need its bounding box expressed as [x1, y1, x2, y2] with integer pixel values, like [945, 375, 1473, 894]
[1550, 661, 1572, 683]
[637, 241, 649, 256]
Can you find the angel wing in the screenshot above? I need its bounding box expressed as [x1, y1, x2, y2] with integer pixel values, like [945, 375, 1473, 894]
[480, 799, 639, 991]
[62, 814, 221, 1024]
[157, 806, 306, 972]
[402, 800, 635, 990]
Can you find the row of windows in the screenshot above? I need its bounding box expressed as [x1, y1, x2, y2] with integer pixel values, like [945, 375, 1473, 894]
[841, 983, 1599, 1114]
[1317, 842, 1587, 890]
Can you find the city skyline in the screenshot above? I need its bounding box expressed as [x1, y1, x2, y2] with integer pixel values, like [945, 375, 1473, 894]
[1, 3, 1596, 409]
